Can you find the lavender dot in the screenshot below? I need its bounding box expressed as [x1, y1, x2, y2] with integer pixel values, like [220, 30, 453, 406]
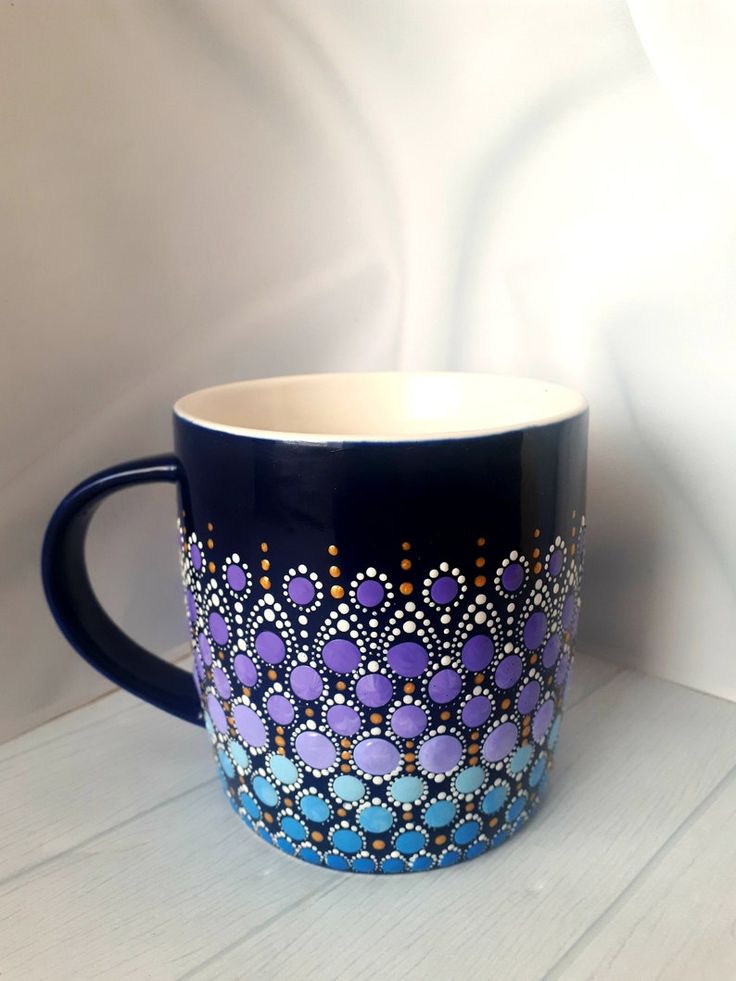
[523, 611, 547, 650]
[255, 630, 286, 664]
[193, 656, 205, 685]
[267, 693, 295, 725]
[356, 673, 393, 707]
[322, 639, 360, 674]
[501, 562, 524, 591]
[295, 731, 336, 769]
[518, 680, 540, 715]
[462, 695, 492, 727]
[353, 737, 400, 776]
[288, 576, 315, 605]
[428, 669, 462, 704]
[462, 635, 494, 671]
[549, 550, 563, 576]
[213, 667, 231, 700]
[391, 705, 427, 738]
[418, 734, 463, 774]
[185, 591, 197, 624]
[542, 633, 561, 668]
[209, 611, 229, 647]
[356, 579, 385, 608]
[494, 654, 523, 690]
[327, 704, 361, 736]
[227, 564, 246, 591]
[233, 704, 267, 747]
[555, 654, 571, 688]
[198, 633, 212, 666]
[206, 693, 227, 733]
[290, 664, 323, 701]
[482, 721, 518, 762]
[190, 544, 202, 571]
[533, 700, 555, 741]
[233, 653, 257, 687]
[431, 576, 459, 604]
[387, 642, 428, 678]
[562, 595, 576, 630]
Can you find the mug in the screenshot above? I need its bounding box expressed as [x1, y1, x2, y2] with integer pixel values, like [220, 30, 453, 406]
[42, 372, 588, 874]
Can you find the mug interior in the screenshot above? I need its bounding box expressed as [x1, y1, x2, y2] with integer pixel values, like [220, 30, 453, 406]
[174, 372, 587, 442]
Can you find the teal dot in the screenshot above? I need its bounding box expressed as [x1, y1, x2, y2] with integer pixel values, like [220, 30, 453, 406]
[252, 775, 279, 808]
[217, 749, 235, 779]
[439, 851, 460, 867]
[454, 765, 485, 794]
[509, 744, 533, 775]
[454, 820, 480, 845]
[277, 836, 295, 855]
[281, 816, 308, 842]
[481, 784, 509, 814]
[268, 754, 298, 785]
[352, 857, 376, 873]
[530, 754, 547, 788]
[358, 805, 394, 833]
[332, 829, 363, 855]
[411, 855, 434, 872]
[381, 857, 406, 874]
[506, 795, 527, 823]
[299, 847, 322, 865]
[326, 853, 350, 871]
[548, 716, 562, 749]
[228, 740, 250, 770]
[395, 830, 426, 855]
[333, 775, 365, 802]
[390, 775, 425, 803]
[424, 799, 456, 828]
[300, 793, 331, 823]
[238, 790, 260, 820]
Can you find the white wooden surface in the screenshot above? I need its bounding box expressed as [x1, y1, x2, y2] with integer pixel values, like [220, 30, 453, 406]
[1, 651, 734, 980]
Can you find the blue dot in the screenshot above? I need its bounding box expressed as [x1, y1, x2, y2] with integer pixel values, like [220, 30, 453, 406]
[252, 775, 279, 808]
[439, 850, 460, 867]
[454, 766, 485, 794]
[465, 840, 489, 860]
[509, 744, 533, 775]
[269, 754, 299, 785]
[299, 847, 322, 865]
[381, 857, 406, 874]
[239, 791, 260, 820]
[277, 836, 296, 855]
[492, 829, 510, 848]
[204, 714, 215, 739]
[506, 795, 527, 823]
[333, 775, 365, 802]
[258, 827, 273, 845]
[358, 805, 394, 833]
[241, 813, 254, 830]
[454, 820, 480, 845]
[326, 853, 350, 871]
[481, 784, 509, 815]
[228, 740, 250, 770]
[411, 855, 434, 872]
[390, 776, 425, 803]
[352, 857, 376, 874]
[530, 754, 547, 788]
[395, 830, 426, 855]
[217, 749, 235, 779]
[425, 799, 456, 828]
[332, 829, 363, 855]
[548, 716, 562, 749]
[300, 794, 331, 823]
[281, 816, 308, 842]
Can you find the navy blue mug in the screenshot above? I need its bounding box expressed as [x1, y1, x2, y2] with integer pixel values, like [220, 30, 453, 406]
[43, 372, 588, 874]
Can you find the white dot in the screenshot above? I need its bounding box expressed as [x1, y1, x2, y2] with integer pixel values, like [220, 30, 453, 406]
[273, 682, 283, 693]
[264, 608, 275, 622]
[403, 621, 416, 633]
[366, 567, 377, 577]
[338, 603, 349, 615]
[369, 619, 379, 629]
[300, 630, 309, 639]
[510, 550, 519, 560]
[237, 638, 247, 651]
[504, 642, 513, 653]
[415, 610, 425, 620]
[212, 595, 220, 607]
[440, 562, 449, 572]
[371, 727, 381, 736]
[306, 719, 316, 730]
[232, 553, 240, 563]
[298, 564, 307, 574]
[367, 660, 379, 672]
[473, 685, 482, 695]
[441, 614, 451, 624]
[403, 695, 413, 704]
[476, 594, 487, 605]
[474, 611, 487, 624]
[334, 693, 345, 704]
[264, 593, 275, 606]
[534, 594, 542, 606]
[297, 652, 308, 663]
[440, 654, 452, 666]
[235, 615, 243, 625]
[298, 615, 308, 625]
[405, 601, 416, 612]
[337, 619, 349, 632]
[234, 602, 243, 613]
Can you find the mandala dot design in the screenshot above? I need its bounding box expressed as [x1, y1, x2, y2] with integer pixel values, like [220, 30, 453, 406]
[179, 516, 586, 874]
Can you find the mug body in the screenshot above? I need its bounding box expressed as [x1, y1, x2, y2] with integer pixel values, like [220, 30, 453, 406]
[174, 373, 587, 873]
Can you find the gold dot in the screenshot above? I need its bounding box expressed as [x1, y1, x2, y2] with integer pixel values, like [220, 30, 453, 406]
[276, 725, 284, 735]
[474, 575, 486, 587]
[261, 558, 270, 571]
[373, 840, 386, 851]
[468, 756, 479, 766]
[404, 752, 416, 763]
[329, 565, 341, 578]
[242, 687, 251, 698]
[260, 575, 271, 589]
[533, 528, 541, 539]
[401, 558, 412, 570]
[572, 526, 577, 537]
[328, 544, 339, 556]
[336, 808, 347, 818]
[530, 654, 538, 665]
[275, 735, 285, 747]
[468, 743, 480, 755]
[440, 710, 451, 721]
[405, 763, 416, 772]
[207, 538, 214, 549]
[305, 707, 314, 717]
[330, 584, 345, 599]
[474, 673, 484, 685]
[501, 698, 511, 710]
[341, 750, 351, 760]
[336, 680, 346, 691]
[340, 738, 351, 748]
[533, 561, 542, 574]
[264, 812, 274, 824]
[404, 682, 415, 694]
[405, 740, 414, 749]
[532, 548, 540, 558]
[268, 669, 277, 681]
[522, 726, 531, 738]
[370, 713, 382, 724]
[340, 763, 351, 772]
[208, 561, 216, 573]
[260, 541, 268, 552]
[399, 582, 413, 595]
[276, 746, 285, 755]
[465, 802, 475, 812]
[284, 797, 293, 808]
[489, 817, 498, 828]
[475, 557, 486, 568]
[311, 830, 324, 842]
[470, 730, 479, 741]
[401, 541, 411, 551]
[435, 834, 447, 846]
[476, 536, 486, 547]
[402, 811, 413, 822]
[206, 522, 213, 531]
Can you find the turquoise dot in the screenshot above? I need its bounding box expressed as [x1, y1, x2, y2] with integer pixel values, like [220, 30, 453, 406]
[281, 816, 308, 842]
[506, 795, 527, 823]
[465, 840, 489, 860]
[269, 754, 298, 785]
[326, 853, 350, 871]
[300, 793, 331, 823]
[333, 775, 365, 802]
[217, 749, 235, 779]
[252, 775, 279, 808]
[411, 855, 434, 872]
[454, 820, 480, 845]
[352, 857, 376, 874]
[299, 847, 322, 865]
[358, 805, 394, 833]
[530, 754, 547, 787]
[454, 765, 485, 794]
[238, 791, 260, 820]
[395, 830, 425, 855]
[277, 836, 296, 855]
[332, 829, 363, 855]
[481, 784, 509, 815]
[228, 739, 250, 770]
[204, 714, 215, 738]
[424, 799, 456, 828]
[439, 850, 460, 867]
[382, 857, 406, 874]
[548, 716, 562, 749]
[390, 775, 425, 803]
[509, 744, 533, 775]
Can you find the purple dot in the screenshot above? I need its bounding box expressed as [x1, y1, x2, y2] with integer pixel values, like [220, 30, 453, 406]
[353, 737, 400, 776]
[356, 673, 393, 707]
[233, 653, 257, 687]
[198, 633, 212, 666]
[428, 669, 463, 704]
[267, 693, 294, 725]
[523, 611, 547, 650]
[190, 544, 202, 571]
[495, 654, 523, 690]
[562, 595, 576, 630]
[185, 591, 197, 624]
[295, 731, 336, 769]
[431, 576, 459, 604]
[290, 665, 323, 701]
[462, 695, 492, 727]
[213, 667, 231, 699]
[387, 642, 428, 677]
[327, 704, 361, 736]
[542, 633, 561, 668]
[502, 562, 524, 591]
[549, 550, 563, 576]
[193, 656, 205, 685]
[418, 734, 463, 774]
[518, 680, 540, 715]
[209, 611, 229, 647]
[555, 654, 570, 688]
[288, 576, 315, 605]
[482, 721, 518, 762]
[533, 700, 555, 741]
[255, 630, 286, 664]
[206, 693, 227, 733]
[356, 579, 385, 607]
[391, 705, 427, 738]
[462, 635, 494, 671]
[322, 639, 360, 674]
[233, 704, 267, 747]
[226, 564, 246, 591]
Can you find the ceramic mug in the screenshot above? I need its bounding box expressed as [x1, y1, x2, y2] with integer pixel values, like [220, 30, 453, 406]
[43, 372, 588, 874]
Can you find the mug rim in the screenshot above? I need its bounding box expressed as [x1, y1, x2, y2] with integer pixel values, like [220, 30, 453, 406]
[173, 371, 588, 444]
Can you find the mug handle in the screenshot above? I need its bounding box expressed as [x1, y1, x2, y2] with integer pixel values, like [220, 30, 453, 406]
[41, 455, 203, 725]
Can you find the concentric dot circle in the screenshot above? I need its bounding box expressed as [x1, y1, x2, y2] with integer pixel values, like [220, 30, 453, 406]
[355, 673, 392, 707]
[234, 653, 257, 686]
[424, 799, 456, 827]
[390, 704, 427, 738]
[356, 579, 385, 607]
[428, 668, 462, 703]
[268, 753, 299, 785]
[267, 693, 295, 725]
[462, 695, 492, 727]
[358, 805, 394, 833]
[300, 794, 331, 822]
[333, 774, 365, 802]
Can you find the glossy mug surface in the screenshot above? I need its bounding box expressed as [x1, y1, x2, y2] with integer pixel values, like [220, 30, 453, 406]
[43, 372, 588, 874]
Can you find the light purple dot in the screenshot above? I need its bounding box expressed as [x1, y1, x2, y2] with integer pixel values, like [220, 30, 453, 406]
[462, 695, 492, 727]
[482, 721, 518, 762]
[290, 665, 323, 700]
[295, 731, 336, 769]
[213, 667, 231, 699]
[288, 576, 315, 605]
[185, 591, 197, 624]
[267, 693, 294, 725]
[431, 576, 459, 604]
[387, 642, 428, 678]
[533, 700, 555, 741]
[356, 673, 393, 707]
[206, 693, 227, 733]
[190, 544, 202, 571]
[555, 654, 570, 688]
[356, 579, 385, 607]
[255, 630, 286, 664]
[233, 704, 267, 747]
[462, 635, 494, 671]
[562, 595, 576, 630]
[549, 550, 563, 576]
[428, 669, 462, 704]
[523, 611, 547, 650]
[209, 611, 229, 647]
[542, 633, 561, 668]
[518, 680, 540, 715]
[327, 704, 361, 736]
[353, 737, 400, 776]
[226, 564, 246, 591]
[391, 705, 427, 738]
[502, 562, 524, 591]
[418, 734, 463, 774]
[193, 656, 205, 685]
[495, 654, 523, 690]
[322, 639, 360, 674]
[198, 633, 212, 666]
[234, 653, 257, 687]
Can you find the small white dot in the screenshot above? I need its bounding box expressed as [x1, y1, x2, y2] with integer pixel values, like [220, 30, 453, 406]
[369, 618, 379, 629]
[232, 553, 240, 563]
[403, 695, 413, 704]
[440, 562, 449, 572]
[237, 638, 247, 651]
[212, 594, 220, 607]
[441, 654, 452, 666]
[371, 727, 381, 736]
[473, 685, 482, 695]
[504, 642, 513, 653]
[510, 550, 519, 560]
[273, 682, 283, 693]
[298, 614, 308, 625]
[300, 630, 309, 639]
[298, 564, 307, 574]
[405, 601, 416, 612]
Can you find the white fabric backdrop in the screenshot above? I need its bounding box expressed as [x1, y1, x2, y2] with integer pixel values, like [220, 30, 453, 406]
[2, 0, 735, 741]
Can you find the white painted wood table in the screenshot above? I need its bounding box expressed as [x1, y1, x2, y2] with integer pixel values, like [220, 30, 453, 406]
[2, 652, 735, 980]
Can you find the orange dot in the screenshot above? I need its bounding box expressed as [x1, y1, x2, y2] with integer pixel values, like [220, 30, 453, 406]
[405, 740, 414, 749]
[405, 763, 416, 772]
[277, 746, 285, 755]
[206, 522, 213, 531]
[404, 682, 415, 694]
[532, 548, 540, 558]
[435, 834, 447, 846]
[340, 763, 351, 772]
[328, 544, 339, 556]
[468, 756, 479, 766]
[275, 735, 286, 747]
[489, 817, 498, 828]
[530, 654, 538, 665]
[305, 707, 314, 717]
[474, 575, 486, 587]
[468, 743, 480, 755]
[260, 541, 268, 552]
[522, 727, 531, 738]
[261, 558, 270, 571]
[440, 710, 451, 721]
[401, 541, 411, 551]
[404, 753, 416, 763]
[501, 698, 511, 710]
[370, 713, 382, 724]
[402, 811, 413, 821]
[284, 797, 293, 808]
[340, 738, 351, 748]
[260, 575, 271, 589]
[264, 812, 274, 824]
[401, 558, 412, 570]
[268, 669, 278, 681]
[311, 830, 324, 842]
[572, 526, 577, 537]
[341, 750, 351, 760]
[242, 687, 251, 698]
[533, 528, 541, 538]
[208, 561, 216, 573]
[533, 562, 542, 574]
[330, 585, 345, 599]
[475, 556, 486, 568]
[373, 840, 386, 851]
[329, 565, 341, 578]
[337, 808, 347, 817]
[207, 538, 214, 549]
[465, 802, 475, 812]
[276, 725, 284, 735]
[571, 543, 577, 556]
[336, 680, 346, 691]
[476, 537, 486, 547]
[474, 673, 484, 685]
[400, 582, 413, 595]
